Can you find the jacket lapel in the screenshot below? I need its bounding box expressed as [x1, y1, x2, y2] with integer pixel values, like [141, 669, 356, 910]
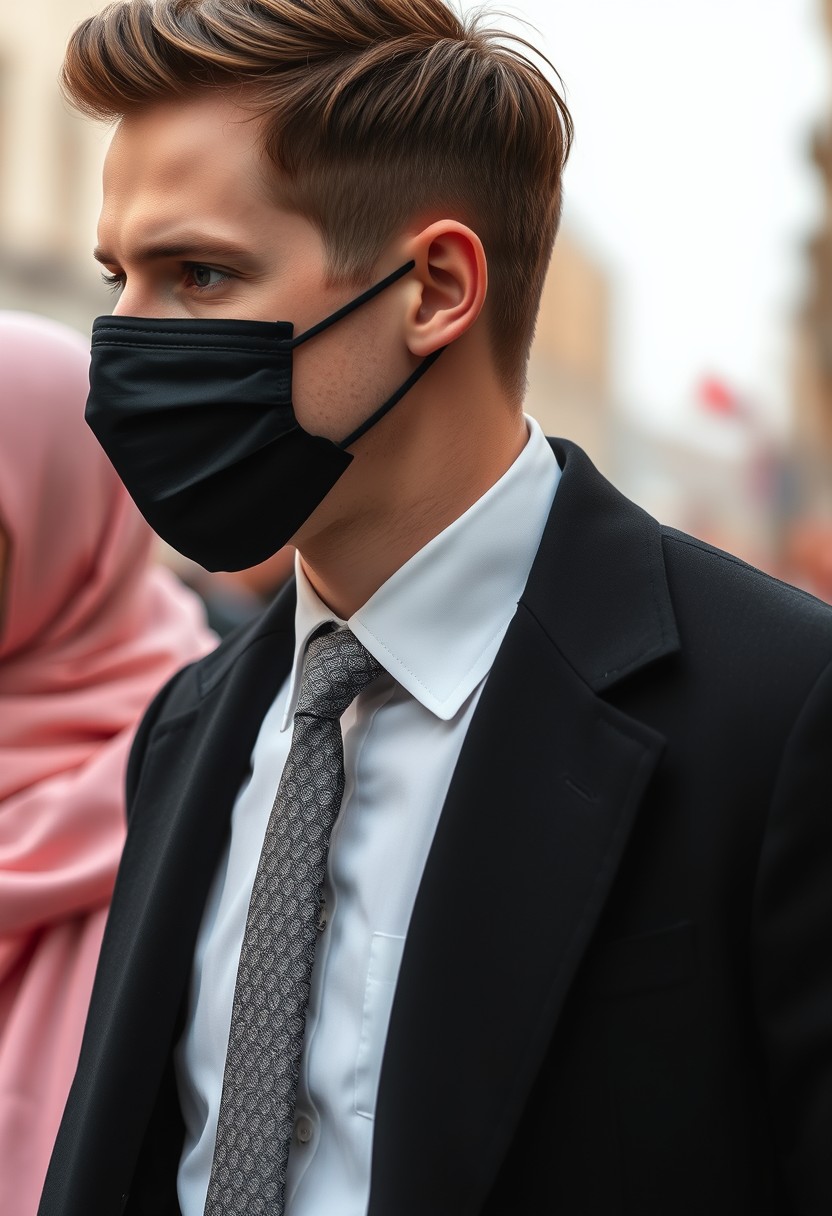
[369, 440, 678, 1216]
[54, 587, 298, 1214]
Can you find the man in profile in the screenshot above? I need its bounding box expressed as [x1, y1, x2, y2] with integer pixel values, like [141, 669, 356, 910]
[41, 1, 831, 1213]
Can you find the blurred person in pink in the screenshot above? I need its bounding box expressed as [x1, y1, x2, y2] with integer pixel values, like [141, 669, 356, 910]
[0, 312, 216, 1216]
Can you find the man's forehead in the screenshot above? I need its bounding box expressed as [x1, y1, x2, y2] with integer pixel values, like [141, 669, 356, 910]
[99, 97, 281, 248]
[114, 93, 264, 147]
[106, 97, 264, 177]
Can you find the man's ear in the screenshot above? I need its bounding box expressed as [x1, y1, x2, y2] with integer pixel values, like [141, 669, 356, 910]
[402, 221, 488, 357]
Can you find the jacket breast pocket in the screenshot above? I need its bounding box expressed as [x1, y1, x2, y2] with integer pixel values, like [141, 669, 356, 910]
[586, 920, 697, 997]
[354, 933, 405, 1120]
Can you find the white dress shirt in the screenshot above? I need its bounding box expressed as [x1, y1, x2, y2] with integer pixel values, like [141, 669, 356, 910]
[174, 417, 561, 1216]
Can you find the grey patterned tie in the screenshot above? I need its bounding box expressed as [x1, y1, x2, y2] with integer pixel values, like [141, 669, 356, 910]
[205, 625, 383, 1215]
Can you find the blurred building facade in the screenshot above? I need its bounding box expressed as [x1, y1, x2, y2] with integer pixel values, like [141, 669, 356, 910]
[527, 231, 613, 476]
[789, 0, 832, 596]
[0, 0, 110, 329]
[795, 0, 832, 501]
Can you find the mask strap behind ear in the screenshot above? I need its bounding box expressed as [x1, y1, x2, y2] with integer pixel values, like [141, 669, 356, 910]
[289, 260, 416, 350]
[338, 346, 445, 450]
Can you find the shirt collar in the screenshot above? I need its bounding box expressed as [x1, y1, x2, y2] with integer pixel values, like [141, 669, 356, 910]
[282, 416, 561, 728]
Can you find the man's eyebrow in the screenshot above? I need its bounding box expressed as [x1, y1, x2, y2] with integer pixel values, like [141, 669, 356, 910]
[92, 238, 260, 267]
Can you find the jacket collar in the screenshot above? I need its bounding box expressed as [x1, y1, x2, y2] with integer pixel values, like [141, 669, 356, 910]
[195, 436, 679, 703]
[524, 438, 679, 691]
[196, 572, 297, 698]
[369, 438, 677, 1215]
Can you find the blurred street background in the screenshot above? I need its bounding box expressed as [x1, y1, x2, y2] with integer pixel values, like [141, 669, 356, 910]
[4, 0, 832, 600]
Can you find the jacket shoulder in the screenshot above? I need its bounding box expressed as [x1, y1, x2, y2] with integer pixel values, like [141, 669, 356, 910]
[124, 607, 290, 813]
[662, 526, 832, 620]
[147, 607, 284, 726]
[660, 525, 832, 669]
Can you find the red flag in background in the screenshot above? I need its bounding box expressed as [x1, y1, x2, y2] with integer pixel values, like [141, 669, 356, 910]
[698, 375, 746, 418]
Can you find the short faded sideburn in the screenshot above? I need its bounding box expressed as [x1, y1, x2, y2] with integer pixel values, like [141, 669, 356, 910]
[62, 0, 573, 397]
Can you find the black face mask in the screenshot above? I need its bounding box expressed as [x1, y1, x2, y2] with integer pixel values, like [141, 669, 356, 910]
[85, 260, 442, 571]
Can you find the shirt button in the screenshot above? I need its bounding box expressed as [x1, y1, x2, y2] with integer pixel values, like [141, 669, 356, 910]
[295, 1116, 315, 1145]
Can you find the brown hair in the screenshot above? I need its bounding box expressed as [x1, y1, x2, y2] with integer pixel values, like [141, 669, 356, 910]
[62, 0, 573, 396]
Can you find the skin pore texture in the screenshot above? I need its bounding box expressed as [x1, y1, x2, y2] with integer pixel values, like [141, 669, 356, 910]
[98, 94, 528, 618]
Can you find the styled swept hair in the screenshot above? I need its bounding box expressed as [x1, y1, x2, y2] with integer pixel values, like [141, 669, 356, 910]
[62, 0, 573, 396]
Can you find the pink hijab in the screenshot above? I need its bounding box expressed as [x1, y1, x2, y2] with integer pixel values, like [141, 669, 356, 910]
[0, 312, 216, 1215]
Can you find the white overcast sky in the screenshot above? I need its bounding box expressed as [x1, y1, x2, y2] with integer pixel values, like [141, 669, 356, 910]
[462, 0, 830, 435]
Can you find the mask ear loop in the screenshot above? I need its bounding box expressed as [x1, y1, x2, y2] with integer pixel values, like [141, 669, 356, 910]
[288, 260, 416, 350]
[285, 257, 445, 450]
[337, 346, 445, 450]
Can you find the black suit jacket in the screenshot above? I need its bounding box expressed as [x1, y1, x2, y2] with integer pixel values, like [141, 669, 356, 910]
[40, 440, 832, 1215]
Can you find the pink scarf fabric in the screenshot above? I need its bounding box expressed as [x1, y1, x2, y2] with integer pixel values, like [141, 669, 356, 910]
[0, 312, 216, 1214]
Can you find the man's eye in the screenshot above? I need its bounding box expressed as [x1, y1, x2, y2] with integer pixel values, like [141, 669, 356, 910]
[185, 264, 229, 290]
[100, 271, 125, 294]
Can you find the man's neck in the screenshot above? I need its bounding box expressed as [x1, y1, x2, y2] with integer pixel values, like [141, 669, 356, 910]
[296, 381, 528, 620]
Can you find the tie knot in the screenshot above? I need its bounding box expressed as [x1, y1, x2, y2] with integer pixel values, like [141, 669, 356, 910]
[295, 626, 383, 721]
